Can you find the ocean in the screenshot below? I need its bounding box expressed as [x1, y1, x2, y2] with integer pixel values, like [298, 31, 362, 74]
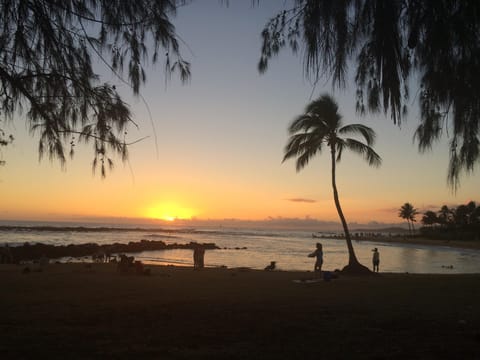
[1, 220, 479, 274]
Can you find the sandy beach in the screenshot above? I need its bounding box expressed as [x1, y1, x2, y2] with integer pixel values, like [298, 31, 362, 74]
[1, 263, 479, 359]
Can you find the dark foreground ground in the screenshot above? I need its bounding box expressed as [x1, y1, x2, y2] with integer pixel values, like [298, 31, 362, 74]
[1, 263, 479, 359]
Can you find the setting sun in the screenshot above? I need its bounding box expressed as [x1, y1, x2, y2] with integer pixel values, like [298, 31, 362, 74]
[146, 203, 196, 221]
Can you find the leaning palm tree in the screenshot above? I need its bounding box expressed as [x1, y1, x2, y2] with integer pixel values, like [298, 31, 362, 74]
[283, 94, 381, 274]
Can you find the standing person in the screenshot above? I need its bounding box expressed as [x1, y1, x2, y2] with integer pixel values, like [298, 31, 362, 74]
[197, 247, 205, 269]
[193, 246, 199, 269]
[372, 248, 380, 272]
[193, 245, 205, 269]
[308, 242, 323, 274]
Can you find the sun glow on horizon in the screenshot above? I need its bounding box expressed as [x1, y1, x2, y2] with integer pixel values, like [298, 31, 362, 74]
[146, 203, 196, 222]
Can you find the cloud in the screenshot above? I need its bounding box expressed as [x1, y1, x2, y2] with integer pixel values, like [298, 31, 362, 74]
[286, 198, 317, 203]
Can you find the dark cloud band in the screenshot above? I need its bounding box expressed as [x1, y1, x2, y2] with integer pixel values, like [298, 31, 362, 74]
[287, 198, 316, 203]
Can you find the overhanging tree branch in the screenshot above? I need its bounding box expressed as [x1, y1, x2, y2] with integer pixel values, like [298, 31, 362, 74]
[0, 0, 191, 177]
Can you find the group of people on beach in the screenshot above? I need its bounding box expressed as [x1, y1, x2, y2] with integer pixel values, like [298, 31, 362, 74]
[189, 241, 381, 273]
[309, 242, 380, 273]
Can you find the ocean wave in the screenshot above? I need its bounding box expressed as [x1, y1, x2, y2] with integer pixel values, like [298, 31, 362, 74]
[145, 234, 180, 239]
[0, 225, 190, 233]
[0, 225, 289, 239]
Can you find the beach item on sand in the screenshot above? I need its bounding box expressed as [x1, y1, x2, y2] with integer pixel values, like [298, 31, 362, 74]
[117, 254, 135, 273]
[293, 271, 337, 283]
[264, 261, 276, 271]
[292, 278, 322, 284]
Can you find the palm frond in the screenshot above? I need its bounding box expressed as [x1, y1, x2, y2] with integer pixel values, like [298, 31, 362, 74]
[306, 94, 339, 116]
[283, 134, 307, 160]
[345, 138, 382, 167]
[305, 94, 342, 129]
[335, 138, 346, 162]
[288, 114, 332, 137]
[288, 114, 317, 134]
[284, 94, 381, 172]
[295, 145, 320, 171]
[283, 133, 323, 172]
[339, 124, 376, 146]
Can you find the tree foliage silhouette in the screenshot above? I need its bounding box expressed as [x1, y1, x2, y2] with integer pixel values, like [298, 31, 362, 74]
[420, 201, 480, 241]
[398, 202, 419, 235]
[421, 211, 438, 227]
[283, 94, 381, 273]
[0, 0, 190, 176]
[259, 0, 480, 189]
[0, 129, 14, 166]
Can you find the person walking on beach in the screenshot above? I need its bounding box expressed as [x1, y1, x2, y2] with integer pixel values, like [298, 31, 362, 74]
[308, 243, 323, 274]
[372, 248, 380, 272]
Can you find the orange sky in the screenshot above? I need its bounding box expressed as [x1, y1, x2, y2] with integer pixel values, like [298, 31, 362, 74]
[1, 1, 478, 226]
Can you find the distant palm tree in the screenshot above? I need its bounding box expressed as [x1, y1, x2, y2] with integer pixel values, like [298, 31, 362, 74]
[438, 205, 453, 227]
[466, 201, 479, 225]
[421, 211, 438, 227]
[398, 203, 419, 235]
[283, 94, 381, 273]
[454, 204, 471, 227]
[471, 203, 480, 225]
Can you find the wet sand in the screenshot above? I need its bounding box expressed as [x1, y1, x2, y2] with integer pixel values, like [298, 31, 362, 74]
[1, 263, 479, 359]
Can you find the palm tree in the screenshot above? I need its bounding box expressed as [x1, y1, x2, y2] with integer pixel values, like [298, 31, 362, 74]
[283, 94, 381, 273]
[398, 203, 419, 236]
[466, 201, 478, 225]
[438, 205, 453, 228]
[421, 211, 438, 227]
[471, 203, 480, 226]
[454, 205, 469, 227]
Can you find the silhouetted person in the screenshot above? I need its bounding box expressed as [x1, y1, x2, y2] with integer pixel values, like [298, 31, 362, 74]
[118, 254, 134, 273]
[197, 247, 205, 268]
[0, 245, 13, 264]
[372, 248, 380, 272]
[308, 242, 323, 274]
[193, 246, 205, 269]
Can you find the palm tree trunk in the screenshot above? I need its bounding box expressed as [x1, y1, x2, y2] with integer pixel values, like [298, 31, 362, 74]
[330, 146, 361, 267]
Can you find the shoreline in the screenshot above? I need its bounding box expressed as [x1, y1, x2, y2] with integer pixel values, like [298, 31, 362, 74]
[2, 223, 478, 251]
[2, 229, 479, 274]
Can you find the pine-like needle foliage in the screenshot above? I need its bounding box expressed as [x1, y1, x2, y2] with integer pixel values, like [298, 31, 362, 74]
[0, 0, 190, 176]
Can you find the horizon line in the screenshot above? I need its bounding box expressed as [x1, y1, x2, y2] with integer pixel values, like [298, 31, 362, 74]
[0, 216, 408, 228]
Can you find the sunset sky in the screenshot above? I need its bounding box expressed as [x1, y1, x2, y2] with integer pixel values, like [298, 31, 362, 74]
[0, 1, 478, 226]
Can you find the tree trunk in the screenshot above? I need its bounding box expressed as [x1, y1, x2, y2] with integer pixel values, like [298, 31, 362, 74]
[330, 146, 371, 274]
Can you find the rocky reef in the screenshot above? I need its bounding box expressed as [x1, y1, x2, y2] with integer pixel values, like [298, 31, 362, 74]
[3, 240, 219, 263]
